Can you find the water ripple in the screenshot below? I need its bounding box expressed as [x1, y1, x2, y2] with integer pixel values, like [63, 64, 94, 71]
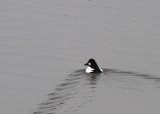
[32, 69, 160, 114]
[32, 69, 99, 114]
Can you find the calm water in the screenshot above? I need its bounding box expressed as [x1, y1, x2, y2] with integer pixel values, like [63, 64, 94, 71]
[0, 0, 160, 114]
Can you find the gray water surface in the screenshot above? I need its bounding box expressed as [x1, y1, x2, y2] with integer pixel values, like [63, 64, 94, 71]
[0, 0, 160, 114]
[32, 69, 160, 114]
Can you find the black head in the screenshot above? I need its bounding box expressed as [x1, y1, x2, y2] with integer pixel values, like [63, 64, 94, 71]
[84, 58, 97, 67]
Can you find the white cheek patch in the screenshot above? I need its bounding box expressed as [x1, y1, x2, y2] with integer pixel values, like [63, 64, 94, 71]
[86, 67, 94, 73]
[88, 63, 91, 65]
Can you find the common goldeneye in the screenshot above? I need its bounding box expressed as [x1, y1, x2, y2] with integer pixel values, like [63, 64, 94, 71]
[84, 58, 103, 73]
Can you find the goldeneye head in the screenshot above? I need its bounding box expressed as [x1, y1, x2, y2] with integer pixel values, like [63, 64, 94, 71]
[84, 58, 103, 73]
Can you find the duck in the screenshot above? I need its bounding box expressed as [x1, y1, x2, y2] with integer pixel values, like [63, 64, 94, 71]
[84, 58, 103, 73]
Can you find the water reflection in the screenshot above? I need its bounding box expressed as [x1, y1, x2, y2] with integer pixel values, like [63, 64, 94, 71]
[32, 68, 160, 114]
[85, 73, 101, 85]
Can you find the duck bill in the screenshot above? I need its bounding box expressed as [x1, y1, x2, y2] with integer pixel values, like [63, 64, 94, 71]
[84, 63, 88, 66]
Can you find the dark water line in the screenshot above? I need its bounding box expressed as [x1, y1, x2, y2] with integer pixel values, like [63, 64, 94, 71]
[32, 70, 88, 114]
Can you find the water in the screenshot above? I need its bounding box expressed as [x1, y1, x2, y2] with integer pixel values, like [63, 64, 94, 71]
[31, 69, 160, 114]
[0, 0, 160, 114]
